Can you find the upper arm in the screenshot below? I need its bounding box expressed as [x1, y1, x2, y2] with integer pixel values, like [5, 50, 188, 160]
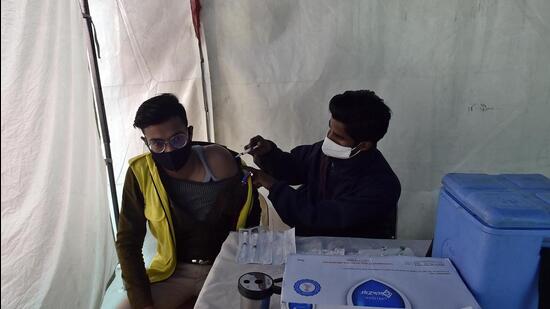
[115, 168, 152, 307]
[204, 145, 239, 180]
[117, 169, 147, 246]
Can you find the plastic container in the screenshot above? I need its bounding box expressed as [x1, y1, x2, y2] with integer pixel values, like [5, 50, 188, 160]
[433, 173, 550, 309]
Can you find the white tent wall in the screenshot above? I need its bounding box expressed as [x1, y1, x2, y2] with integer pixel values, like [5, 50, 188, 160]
[1, 0, 117, 308]
[88, 0, 213, 208]
[202, 0, 550, 239]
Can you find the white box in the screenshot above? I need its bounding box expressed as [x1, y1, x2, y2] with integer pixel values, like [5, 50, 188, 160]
[281, 254, 480, 309]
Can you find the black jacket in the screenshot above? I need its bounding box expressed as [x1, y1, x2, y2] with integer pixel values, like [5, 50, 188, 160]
[256, 141, 400, 238]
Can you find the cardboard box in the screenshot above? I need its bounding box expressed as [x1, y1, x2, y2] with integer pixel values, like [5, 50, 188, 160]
[281, 254, 480, 309]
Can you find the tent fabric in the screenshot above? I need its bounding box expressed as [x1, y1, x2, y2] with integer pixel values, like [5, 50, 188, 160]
[88, 0, 214, 208]
[202, 0, 550, 238]
[87, 0, 548, 241]
[1, 0, 117, 308]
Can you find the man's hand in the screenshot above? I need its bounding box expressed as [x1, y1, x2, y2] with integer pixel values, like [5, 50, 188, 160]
[245, 136, 273, 157]
[244, 167, 276, 190]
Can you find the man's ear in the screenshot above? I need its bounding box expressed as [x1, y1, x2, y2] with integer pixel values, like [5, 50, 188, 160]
[188, 126, 194, 140]
[349, 141, 373, 157]
[356, 141, 374, 152]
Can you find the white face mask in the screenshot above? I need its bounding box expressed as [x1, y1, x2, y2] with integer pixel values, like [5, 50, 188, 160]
[321, 136, 360, 159]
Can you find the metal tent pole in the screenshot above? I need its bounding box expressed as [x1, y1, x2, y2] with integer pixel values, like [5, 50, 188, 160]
[191, 0, 213, 142]
[198, 39, 213, 142]
[81, 0, 120, 227]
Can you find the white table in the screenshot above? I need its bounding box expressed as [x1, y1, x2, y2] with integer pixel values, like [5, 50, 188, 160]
[195, 232, 431, 309]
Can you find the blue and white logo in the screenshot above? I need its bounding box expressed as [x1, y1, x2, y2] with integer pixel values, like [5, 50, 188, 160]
[288, 303, 314, 309]
[293, 279, 321, 297]
[346, 278, 411, 308]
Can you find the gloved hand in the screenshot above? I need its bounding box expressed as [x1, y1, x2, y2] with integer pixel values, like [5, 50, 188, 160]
[244, 135, 274, 157]
[243, 166, 276, 190]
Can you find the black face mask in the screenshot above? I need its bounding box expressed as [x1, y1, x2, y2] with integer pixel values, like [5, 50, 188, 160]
[151, 142, 192, 172]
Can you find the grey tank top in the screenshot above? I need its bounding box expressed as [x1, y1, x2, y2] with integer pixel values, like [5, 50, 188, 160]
[163, 146, 228, 221]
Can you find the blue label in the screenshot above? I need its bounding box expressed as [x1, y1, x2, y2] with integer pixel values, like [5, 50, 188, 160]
[293, 279, 321, 296]
[288, 303, 314, 309]
[351, 279, 406, 308]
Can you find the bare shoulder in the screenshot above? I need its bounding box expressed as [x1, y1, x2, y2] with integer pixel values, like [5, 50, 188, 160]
[203, 144, 239, 180]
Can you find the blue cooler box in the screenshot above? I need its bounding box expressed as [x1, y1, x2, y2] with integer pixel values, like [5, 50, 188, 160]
[433, 173, 550, 309]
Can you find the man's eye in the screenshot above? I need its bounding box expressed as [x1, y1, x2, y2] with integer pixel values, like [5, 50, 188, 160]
[150, 140, 164, 147]
[172, 135, 186, 144]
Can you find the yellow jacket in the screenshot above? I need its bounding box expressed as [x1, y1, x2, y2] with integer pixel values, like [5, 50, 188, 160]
[128, 152, 255, 282]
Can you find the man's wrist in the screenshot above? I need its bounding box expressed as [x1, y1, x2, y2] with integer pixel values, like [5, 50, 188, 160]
[260, 171, 276, 190]
[263, 178, 275, 190]
[255, 140, 275, 158]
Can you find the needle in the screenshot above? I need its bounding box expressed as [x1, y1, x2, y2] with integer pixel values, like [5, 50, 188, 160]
[235, 145, 259, 158]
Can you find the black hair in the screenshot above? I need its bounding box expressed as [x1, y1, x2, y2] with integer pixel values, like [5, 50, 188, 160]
[329, 90, 391, 143]
[133, 93, 188, 129]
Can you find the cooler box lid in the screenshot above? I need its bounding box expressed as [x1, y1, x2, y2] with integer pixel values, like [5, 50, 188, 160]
[536, 192, 550, 204]
[442, 173, 550, 229]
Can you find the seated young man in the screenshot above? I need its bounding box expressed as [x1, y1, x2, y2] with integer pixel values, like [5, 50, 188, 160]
[116, 94, 259, 309]
[245, 90, 401, 239]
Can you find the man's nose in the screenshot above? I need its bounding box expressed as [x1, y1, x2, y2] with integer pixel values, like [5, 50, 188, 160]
[165, 142, 176, 153]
